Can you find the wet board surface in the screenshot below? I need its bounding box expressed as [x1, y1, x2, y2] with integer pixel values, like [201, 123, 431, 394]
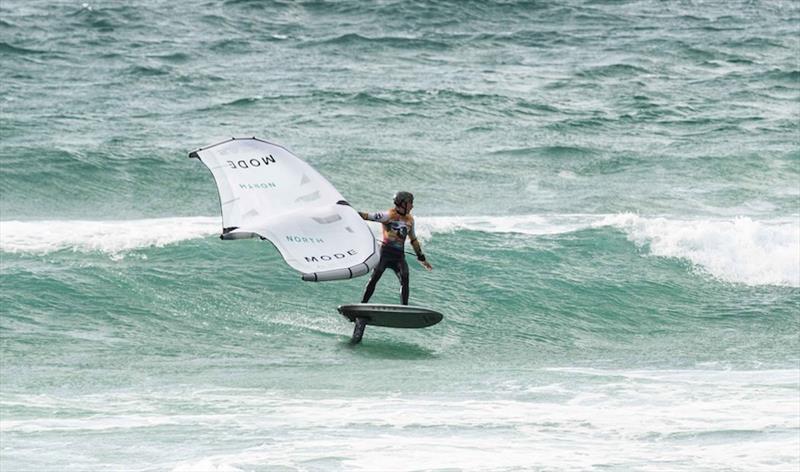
[337, 304, 443, 328]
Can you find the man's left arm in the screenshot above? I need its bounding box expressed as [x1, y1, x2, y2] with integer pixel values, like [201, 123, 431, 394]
[409, 221, 432, 271]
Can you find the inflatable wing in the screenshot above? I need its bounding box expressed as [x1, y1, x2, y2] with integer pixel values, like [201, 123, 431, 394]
[190, 137, 379, 281]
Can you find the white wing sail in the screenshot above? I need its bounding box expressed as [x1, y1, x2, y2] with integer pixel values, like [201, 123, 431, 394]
[190, 137, 379, 281]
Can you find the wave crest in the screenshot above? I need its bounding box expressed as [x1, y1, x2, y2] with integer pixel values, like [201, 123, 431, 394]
[0, 217, 219, 257]
[421, 214, 799, 287]
[601, 213, 800, 288]
[2, 214, 797, 287]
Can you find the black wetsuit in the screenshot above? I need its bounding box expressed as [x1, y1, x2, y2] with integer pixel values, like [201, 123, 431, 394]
[361, 246, 410, 305]
[360, 207, 422, 305]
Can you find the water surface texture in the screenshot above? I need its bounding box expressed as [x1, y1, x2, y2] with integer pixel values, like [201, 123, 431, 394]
[1, 1, 799, 471]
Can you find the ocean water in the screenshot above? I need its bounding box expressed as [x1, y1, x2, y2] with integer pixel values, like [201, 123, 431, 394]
[1, 0, 799, 471]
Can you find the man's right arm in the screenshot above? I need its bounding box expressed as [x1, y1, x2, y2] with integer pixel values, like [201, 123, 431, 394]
[359, 211, 388, 222]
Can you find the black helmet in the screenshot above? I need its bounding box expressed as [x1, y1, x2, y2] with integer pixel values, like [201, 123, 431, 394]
[393, 191, 414, 207]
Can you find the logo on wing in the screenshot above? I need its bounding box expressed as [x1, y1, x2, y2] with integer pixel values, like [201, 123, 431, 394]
[227, 154, 277, 169]
[304, 249, 358, 263]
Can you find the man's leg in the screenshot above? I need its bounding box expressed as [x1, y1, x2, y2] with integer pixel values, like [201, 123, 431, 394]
[395, 258, 410, 305]
[361, 261, 386, 303]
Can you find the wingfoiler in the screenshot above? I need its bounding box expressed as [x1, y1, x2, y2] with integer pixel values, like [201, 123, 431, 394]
[190, 137, 379, 281]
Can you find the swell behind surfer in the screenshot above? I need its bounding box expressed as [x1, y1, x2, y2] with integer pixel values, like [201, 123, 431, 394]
[358, 191, 433, 305]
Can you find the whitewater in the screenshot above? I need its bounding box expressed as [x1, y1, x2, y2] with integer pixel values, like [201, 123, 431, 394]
[3, 214, 798, 286]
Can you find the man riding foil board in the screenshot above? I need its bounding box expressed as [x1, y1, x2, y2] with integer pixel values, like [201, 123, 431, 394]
[358, 191, 433, 305]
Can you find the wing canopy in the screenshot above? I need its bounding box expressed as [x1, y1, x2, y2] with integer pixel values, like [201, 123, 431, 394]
[190, 137, 378, 281]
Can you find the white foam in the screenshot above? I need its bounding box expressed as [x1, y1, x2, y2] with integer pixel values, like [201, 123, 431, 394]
[599, 213, 800, 287]
[4, 369, 797, 472]
[418, 214, 602, 238]
[2, 213, 797, 286]
[419, 213, 800, 287]
[0, 217, 219, 256]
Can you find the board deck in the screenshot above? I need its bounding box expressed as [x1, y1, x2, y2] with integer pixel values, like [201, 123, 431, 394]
[337, 304, 443, 329]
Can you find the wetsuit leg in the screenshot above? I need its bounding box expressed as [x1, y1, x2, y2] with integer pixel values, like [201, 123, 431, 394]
[392, 258, 410, 305]
[361, 257, 387, 303]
